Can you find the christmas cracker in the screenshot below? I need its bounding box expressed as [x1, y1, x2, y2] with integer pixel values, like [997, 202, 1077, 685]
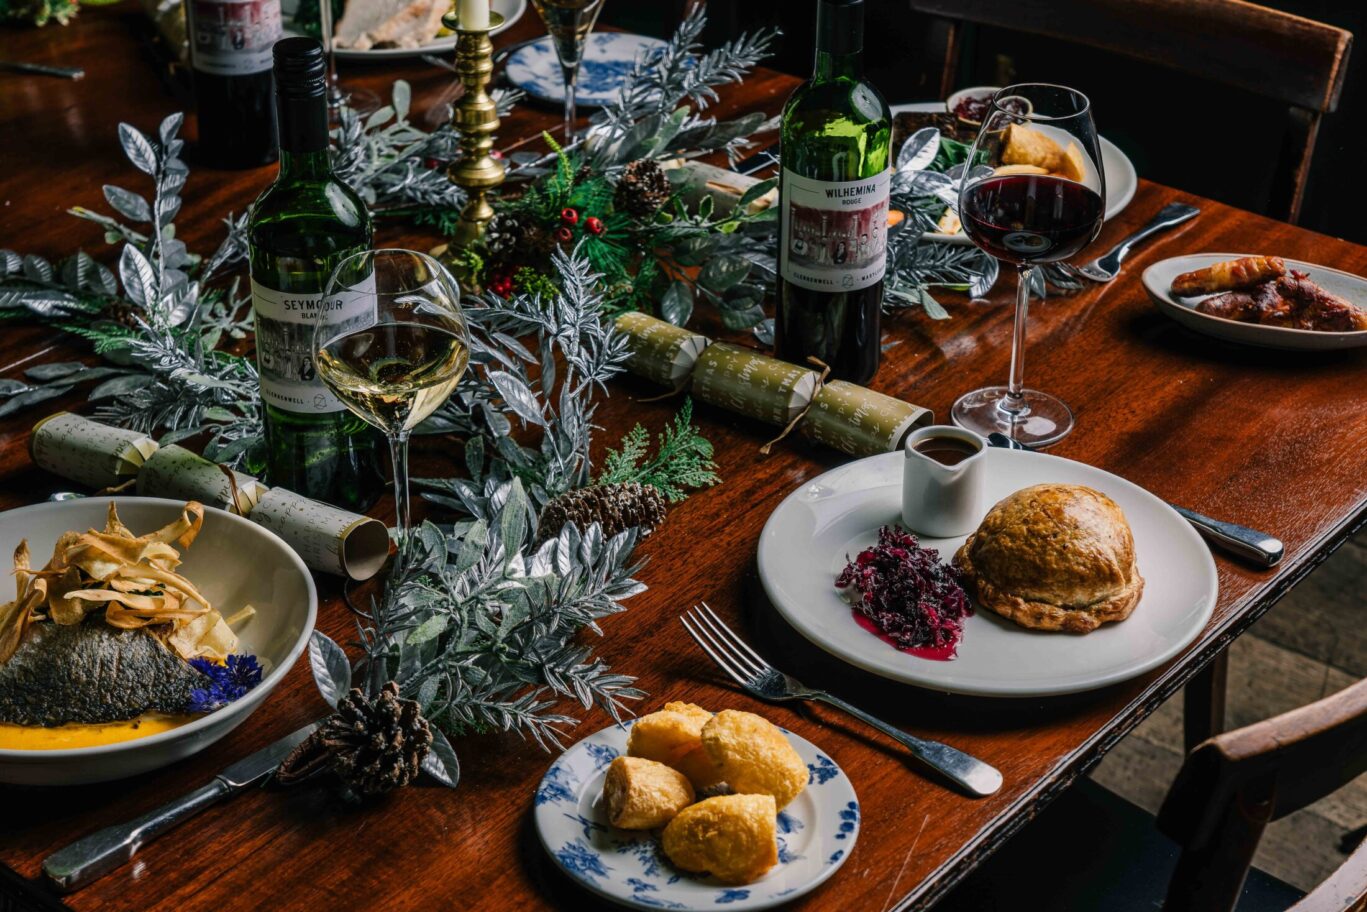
[614, 311, 709, 388]
[661, 159, 779, 216]
[613, 312, 933, 457]
[30, 412, 159, 490]
[692, 343, 819, 426]
[29, 413, 389, 580]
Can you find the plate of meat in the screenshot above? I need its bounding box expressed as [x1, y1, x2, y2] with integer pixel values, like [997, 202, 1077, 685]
[1143, 254, 1367, 350]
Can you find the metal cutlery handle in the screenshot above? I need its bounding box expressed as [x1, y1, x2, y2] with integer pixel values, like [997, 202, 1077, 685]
[0, 60, 85, 80]
[43, 779, 231, 893]
[1170, 505, 1284, 568]
[811, 691, 1003, 797]
[1092, 202, 1199, 275]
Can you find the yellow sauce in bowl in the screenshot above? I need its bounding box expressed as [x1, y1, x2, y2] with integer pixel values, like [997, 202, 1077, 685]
[0, 714, 194, 750]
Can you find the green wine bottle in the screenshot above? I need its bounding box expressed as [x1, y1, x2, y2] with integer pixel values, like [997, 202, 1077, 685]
[246, 37, 382, 510]
[776, 0, 892, 385]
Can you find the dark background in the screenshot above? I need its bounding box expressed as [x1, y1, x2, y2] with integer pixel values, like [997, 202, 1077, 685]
[606, 0, 1365, 244]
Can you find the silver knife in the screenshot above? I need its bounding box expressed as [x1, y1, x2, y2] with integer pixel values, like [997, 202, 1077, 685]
[986, 433, 1283, 567]
[43, 723, 318, 893]
[0, 60, 85, 80]
[1076, 202, 1200, 281]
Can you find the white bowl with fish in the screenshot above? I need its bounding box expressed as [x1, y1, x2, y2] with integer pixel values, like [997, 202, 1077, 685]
[0, 497, 317, 785]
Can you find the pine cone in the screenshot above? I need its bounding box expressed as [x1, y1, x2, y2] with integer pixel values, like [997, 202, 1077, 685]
[484, 210, 556, 279]
[277, 682, 433, 799]
[105, 302, 143, 329]
[536, 482, 667, 545]
[614, 159, 673, 219]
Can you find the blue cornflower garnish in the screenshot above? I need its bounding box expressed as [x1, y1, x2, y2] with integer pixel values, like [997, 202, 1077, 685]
[187, 654, 264, 714]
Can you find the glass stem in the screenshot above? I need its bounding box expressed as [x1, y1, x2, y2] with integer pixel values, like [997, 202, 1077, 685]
[317, 0, 345, 116]
[561, 61, 579, 139]
[388, 431, 412, 563]
[1002, 265, 1032, 418]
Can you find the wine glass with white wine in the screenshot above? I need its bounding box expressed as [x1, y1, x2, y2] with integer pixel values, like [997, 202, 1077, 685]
[530, 0, 608, 140]
[315, 250, 470, 559]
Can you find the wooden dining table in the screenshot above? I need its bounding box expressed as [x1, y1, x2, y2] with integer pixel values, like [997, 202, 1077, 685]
[1, 4, 1364, 911]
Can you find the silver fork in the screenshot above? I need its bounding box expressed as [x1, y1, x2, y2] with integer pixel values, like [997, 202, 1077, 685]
[680, 603, 1003, 797]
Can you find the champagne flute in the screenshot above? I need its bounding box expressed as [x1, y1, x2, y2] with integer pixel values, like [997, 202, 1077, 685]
[952, 84, 1105, 447]
[316, 0, 380, 118]
[315, 250, 471, 557]
[530, 0, 608, 139]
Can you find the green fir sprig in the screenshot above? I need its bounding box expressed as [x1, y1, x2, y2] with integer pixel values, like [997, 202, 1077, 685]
[597, 398, 719, 503]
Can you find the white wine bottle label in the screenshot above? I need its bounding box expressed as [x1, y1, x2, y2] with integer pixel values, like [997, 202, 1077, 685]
[780, 168, 891, 293]
[188, 0, 282, 77]
[250, 277, 375, 415]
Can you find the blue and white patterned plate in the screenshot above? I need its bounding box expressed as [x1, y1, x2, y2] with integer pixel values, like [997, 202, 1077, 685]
[505, 33, 668, 108]
[534, 719, 859, 911]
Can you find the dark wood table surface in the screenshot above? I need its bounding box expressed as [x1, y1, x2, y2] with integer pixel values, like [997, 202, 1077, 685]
[1, 4, 1365, 911]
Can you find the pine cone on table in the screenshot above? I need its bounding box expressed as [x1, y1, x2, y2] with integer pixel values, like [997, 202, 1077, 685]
[484, 210, 554, 274]
[276, 682, 433, 799]
[536, 482, 667, 545]
[614, 159, 674, 219]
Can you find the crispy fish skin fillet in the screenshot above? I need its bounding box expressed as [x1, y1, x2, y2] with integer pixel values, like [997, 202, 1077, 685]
[662, 794, 779, 885]
[602, 756, 695, 829]
[701, 710, 809, 810]
[627, 701, 723, 789]
[0, 623, 209, 726]
[1171, 256, 1286, 297]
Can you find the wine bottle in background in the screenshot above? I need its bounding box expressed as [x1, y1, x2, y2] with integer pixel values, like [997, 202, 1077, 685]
[185, 0, 282, 169]
[776, 0, 892, 385]
[247, 37, 382, 510]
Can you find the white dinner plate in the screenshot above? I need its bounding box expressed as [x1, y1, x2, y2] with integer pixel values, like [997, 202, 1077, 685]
[506, 33, 667, 108]
[1142, 253, 1367, 351]
[0, 498, 316, 785]
[891, 102, 1137, 245]
[757, 448, 1217, 698]
[534, 719, 859, 911]
[279, 0, 527, 60]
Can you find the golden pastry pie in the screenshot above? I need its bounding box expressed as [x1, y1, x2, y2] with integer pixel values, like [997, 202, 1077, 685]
[602, 756, 695, 830]
[701, 710, 808, 810]
[954, 484, 1143, 633]
[661, 794, 779, 884]
[627, 701, 723, 789]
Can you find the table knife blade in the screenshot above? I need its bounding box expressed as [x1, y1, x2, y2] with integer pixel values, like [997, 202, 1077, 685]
[43, 722, 318, 893]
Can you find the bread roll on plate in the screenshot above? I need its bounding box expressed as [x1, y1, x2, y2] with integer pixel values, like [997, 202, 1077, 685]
[603, 756, 695, 830]
[662, 794, 779, 885]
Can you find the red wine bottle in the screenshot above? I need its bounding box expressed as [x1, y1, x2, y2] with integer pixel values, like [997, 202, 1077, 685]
[776, 0, 892, 385]
[185, 0, 282, 169]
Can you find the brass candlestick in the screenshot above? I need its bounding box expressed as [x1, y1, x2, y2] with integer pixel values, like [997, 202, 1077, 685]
[442, 11, 506, 247]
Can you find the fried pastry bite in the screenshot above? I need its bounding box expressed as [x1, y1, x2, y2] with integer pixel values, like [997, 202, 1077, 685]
[701, 710, 808, 810]
[627, 701, 723, 789]
[661, 794, 779, 885]
[1001, 124, 1064, 173]
[602, 756, 695, 830]
[1171, 256, 1285, 297]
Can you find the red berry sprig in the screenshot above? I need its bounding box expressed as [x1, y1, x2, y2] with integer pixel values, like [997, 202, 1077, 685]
[560, 207, 579, 226]
[555, 226, 574, 243]
[584, 216, 605, 236]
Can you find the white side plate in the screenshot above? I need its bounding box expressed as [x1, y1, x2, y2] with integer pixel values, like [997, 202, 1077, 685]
[757, 448, 1217, 698]
[1142, 253, 1367, 351]
[505, 33, 668, 108]
[279, 0, 527, 60]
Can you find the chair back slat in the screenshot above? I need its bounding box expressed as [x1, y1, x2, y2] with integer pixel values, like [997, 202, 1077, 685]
[906, 0, 1352, 113]
[1156, 677, 1367, 911]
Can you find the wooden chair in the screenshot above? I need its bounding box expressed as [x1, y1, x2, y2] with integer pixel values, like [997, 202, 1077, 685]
[933, 675, 1367, 912]
[905, 0, 1353, 223]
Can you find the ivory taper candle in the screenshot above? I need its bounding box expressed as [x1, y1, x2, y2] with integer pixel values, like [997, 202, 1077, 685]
[458, 0, 489, 30]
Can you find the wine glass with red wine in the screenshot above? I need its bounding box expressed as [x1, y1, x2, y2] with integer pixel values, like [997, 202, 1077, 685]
[952, 84, 1105, 446]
